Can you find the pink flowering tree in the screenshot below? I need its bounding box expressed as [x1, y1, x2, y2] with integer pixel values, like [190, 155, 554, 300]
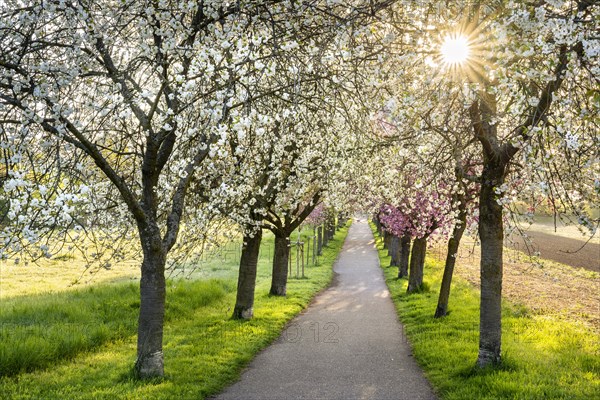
[434, 162, 480, 318]
[381, 0, 598, 367]
[379, 183, 454, 293]
[404, 189, 452, 293]
[306, 203, 327, 256]
[378, 202, 411, 275]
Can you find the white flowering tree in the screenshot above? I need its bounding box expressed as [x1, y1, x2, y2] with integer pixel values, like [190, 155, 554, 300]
[0, 109, 94, 261]
[3, 0, 596, 380]
[0, 0, 325, 378]
[463, 0, 597, 368]
[209, 2, 393, 315]
[0, 0, 401, 377]
[380, 0, 598, 367]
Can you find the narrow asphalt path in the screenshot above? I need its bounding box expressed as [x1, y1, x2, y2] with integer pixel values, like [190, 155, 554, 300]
[214, 217, 438, 400]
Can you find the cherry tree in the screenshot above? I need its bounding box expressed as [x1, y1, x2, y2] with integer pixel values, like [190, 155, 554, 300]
[1, 0, 357, 377]
[306, 202, 327, 255]
[463, 1, 597, 367]
[380, 182, 453, 292]
[373, 96, 480, 313]
[378, 202, 411, 275]
[0, 122, 93, 261]
[382, 0, 598, 367]
[412, 89, 482, 317]
[208, 2, 396, 314]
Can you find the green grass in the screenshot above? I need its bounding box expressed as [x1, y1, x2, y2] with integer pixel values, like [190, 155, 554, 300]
[1, 282, 139, 377]
[0, 223, 349, 399]
[370, 223, 600, 400]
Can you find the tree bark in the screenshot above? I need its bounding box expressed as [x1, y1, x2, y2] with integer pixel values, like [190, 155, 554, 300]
[468, 43, 569, 368]
[317, 225, 323, 255]
[389, 235, 400, 266]
[327, 222, 335, 240]
[373, 215, 382, 235]
[477, 163, 505, 367]
[407, 237, 427, 293]
[312, 228, 317, 264]
[264, 197, 319, 297]
[135, 230, 166, 379]
[398, 234, 411, 278]
[435, 205, 467, 318]
[383, 230, 389, 250]
[327, 213, 336, 240]
[322, 223, 329, 247]
[233, 229, 262, 320]
[270, 233, 290, 296]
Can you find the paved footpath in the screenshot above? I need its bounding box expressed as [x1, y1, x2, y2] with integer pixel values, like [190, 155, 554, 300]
[214, 217, 438, 400]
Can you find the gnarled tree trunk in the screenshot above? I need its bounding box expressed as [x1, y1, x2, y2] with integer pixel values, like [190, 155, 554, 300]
[327, 216, 335, 240]
[317, 225, 323, 255]
[389, 235, 400, 266]
[435, 203, 467, 318]
[265, 197, 319, 296]
[233, 229, 262, 320]
[270, 233, 290, 296]
[135, 230, 167, 378]
[477, 163, 505, 367]
[337, 212, 344, 229]
[468, 40, 569, 368]
[398, 234, 411, 278]
[407, 237, 427, 293]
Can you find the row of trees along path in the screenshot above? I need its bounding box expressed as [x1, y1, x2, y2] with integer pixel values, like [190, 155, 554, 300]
[215, 217, 437, 400]
[2, 0, 596, 380]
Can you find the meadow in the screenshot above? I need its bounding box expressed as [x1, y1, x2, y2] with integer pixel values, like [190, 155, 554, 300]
[371, 223, 600, 400]
[0, 224, 349, 399]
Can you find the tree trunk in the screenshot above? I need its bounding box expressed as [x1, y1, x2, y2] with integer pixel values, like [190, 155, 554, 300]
[327, 222, 335, 240]
[477, 164, 505, 367]
[233, 229, 262, 320]
[435, 206, 467, 318]
[135, 233, 167, 379]
[407, 237, 427, 293]
[317, 225, 323, 255]
[312, 229, 317, 264]
[270, 233, 290, 296]
[327, 214, 336, 240]
[398, 234, 411, 278]
[383, 230, 389, 250]
[390, 235, 400, 266]
[373, 215, 382, 234]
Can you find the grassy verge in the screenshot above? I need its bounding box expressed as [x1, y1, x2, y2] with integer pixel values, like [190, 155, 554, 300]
[370, 223, 600, 400]
[0, 279, 229, 377]
[0, 223, 350, 399]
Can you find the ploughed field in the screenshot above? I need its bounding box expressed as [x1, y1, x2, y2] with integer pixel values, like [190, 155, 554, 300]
[506, 220, 599, 273]
[430, 220, 599, 332]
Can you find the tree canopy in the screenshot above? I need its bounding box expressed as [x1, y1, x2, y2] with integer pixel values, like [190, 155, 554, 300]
[1, 0, 597, 378]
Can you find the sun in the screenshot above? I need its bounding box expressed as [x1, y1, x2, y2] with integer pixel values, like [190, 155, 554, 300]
[440, 34, 471, 66]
